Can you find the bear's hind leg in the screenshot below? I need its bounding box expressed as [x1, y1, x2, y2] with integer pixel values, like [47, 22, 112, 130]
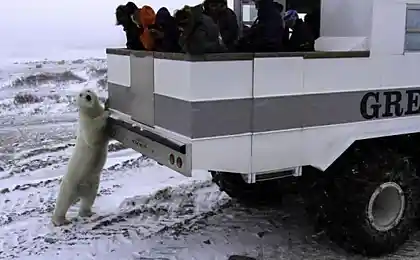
[78, 195, 96, 217]
[52, 186, 78, 226]
[78, 180, 100, 218]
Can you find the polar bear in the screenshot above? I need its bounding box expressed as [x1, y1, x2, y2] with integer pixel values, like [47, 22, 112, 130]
[52, 89, 110, 226]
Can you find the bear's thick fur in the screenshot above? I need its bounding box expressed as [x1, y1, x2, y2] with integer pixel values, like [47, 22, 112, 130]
[52, 89, 109, 226]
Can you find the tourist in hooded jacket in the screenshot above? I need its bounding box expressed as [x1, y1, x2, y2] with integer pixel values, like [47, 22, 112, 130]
[236, 0, 284, 52]
[115, 2, 144, 50]
[283, 10, 314, 52]
[203, 0, 239, 51]
[151, 7, 181, 52]
[174, 5, 227, 55]
[132, 5, 156, 51]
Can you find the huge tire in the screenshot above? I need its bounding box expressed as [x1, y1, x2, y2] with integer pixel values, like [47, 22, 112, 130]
[211, 171, 287, 205]
[301, 142, 420, 256]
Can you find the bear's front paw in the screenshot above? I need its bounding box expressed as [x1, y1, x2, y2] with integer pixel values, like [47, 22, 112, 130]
[104, 98, 110, 110]
[79, 209, 95, 218]
[52, 216, 71, 226]
[102, 110, 111, 118]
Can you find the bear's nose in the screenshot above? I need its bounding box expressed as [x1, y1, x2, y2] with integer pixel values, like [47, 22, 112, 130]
[86, 95, 91, 101]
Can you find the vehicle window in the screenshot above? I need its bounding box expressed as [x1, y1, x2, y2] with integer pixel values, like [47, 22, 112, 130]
[405, 5, 420, 51]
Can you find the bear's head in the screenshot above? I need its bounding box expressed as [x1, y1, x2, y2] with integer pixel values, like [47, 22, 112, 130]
[76, 89, 102, 117]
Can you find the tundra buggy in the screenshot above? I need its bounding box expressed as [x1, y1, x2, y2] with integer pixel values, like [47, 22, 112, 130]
[105, 0, 420, 256]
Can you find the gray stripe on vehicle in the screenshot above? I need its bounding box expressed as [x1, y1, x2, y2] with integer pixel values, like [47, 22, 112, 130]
[108, 83, 420, 138]
[154, 94, 192, 137]
[156, 93, 365, 138]
[129, 54, 155, 127]
[252, 91, 365, 133]
[154, 95, 252, 138]
[154, 89, 420, 138]
[108, 83, 133, 115]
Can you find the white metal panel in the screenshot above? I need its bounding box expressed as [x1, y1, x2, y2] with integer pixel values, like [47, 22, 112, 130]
[303, 115, 420, 171]
[370, 0, 406, 55]
[321, 0, 373, 38]
[154, 59, 191, 101]
[380, 52, 420, 87]
[130, 55, 155, 126]
[303, 57, 381, 93]
[251, 129, 303, 173]
[154, 125, 252, 174]
[190, 60, 253, 101]
[315, 36, 369, 51]
[253, 57, 304, 97]
[252, 115, 420, 173]
[107, 54, 131, 87]
[191, 134, 252, 173]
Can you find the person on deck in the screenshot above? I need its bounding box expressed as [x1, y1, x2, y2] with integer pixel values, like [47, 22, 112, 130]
[203, 0, 239, 51]
[235, 0, 284, 52]
[273, 2, 284, 16]
[115, 2, 144, 50]
[174, 5, 227, 55]
[283, 9, 314, 52]
[151, 7, 181, 52]
[304, 8, 320, 40]
[132, 5, 156, 51]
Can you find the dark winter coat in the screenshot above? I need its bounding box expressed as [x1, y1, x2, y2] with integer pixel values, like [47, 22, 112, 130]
[123, 23, 144, 50]
[304, 9, 320, 40]
[176, 5, 227, 55]
[154, 7, 181, 52]
[286, 19, 314, 52]
[203, 1, 239, 51]
[236, 0, 284, 52]
[116, 4, 144, 50]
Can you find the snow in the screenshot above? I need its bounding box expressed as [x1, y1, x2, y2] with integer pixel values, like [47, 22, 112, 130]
[3, 63, 420, 260]
[0, 58, 236, 259]
[1, 1, 420, 259]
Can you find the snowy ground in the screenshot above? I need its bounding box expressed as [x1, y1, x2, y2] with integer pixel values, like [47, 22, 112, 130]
[1, 59, 420, 260]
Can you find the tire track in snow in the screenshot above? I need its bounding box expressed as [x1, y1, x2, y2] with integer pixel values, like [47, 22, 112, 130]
[0, 169, 228, 259]
[0, 141, 127, 188]
[2, 59, 215, 259]
[0, 155, 147, 226]
[126, 195, 420, 260]
[0, 127, 226, 259]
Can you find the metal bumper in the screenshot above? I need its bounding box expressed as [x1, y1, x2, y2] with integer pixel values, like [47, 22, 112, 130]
[106, 112, 192, 177]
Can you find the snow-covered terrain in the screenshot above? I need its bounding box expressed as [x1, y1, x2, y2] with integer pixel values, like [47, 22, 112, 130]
[0, 59, 229, 259]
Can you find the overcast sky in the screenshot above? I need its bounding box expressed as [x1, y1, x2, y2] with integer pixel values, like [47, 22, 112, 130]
[0, 0, 215, 61]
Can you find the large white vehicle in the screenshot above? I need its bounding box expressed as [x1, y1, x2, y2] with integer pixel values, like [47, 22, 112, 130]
[105, 0, 420, 256]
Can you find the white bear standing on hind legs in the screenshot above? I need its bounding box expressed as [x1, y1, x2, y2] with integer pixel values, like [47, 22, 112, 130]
[52, 89, 110, 226]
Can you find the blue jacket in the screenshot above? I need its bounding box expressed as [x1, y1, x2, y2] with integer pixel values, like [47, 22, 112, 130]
[238, 0, 284, 52]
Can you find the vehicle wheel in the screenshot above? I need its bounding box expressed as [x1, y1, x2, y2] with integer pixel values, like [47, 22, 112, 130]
[302, 143, 420, 256]
[211, 171, 286, 205]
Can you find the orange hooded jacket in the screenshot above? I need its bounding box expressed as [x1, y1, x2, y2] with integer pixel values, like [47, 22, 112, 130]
[135, 5, 156, 51]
